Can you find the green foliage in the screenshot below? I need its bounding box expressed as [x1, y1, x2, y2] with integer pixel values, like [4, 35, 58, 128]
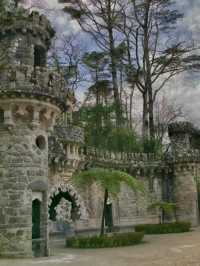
[66, 232, 144, 248]
[107, 127, 141, 153]
[135, 222, 191, 234]
[72, 168, 144, 197]
[73, 168, 144, 236]
[78, 104, 163, 154]
[78, 104, 114, 149]
[78, 105, 145, 153]
[142, 138, 162, 154]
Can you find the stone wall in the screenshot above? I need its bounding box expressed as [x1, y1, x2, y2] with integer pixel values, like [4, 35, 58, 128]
[48, 157, 163, 235]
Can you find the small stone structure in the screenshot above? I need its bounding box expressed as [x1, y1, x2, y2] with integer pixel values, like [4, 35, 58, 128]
[0, 8, 200, 258]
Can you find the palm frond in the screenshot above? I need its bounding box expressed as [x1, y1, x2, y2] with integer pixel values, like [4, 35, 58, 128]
[72, 168, 144, 197]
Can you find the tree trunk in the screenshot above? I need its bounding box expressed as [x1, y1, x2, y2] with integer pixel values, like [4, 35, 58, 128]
[142, 92, 149, 138]
[143, 1, 154, 138]
[129, 89, 134, 129]
[100, 189, 108, 236]
[107, 0, 122, 126]
[148, 86, 155, 139]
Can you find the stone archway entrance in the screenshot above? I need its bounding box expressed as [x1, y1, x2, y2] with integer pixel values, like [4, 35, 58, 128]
[48, 183, 87, 237]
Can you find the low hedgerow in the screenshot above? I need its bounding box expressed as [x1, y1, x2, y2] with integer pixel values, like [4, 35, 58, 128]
[134, 222, 191, 234]
[66, 231, 144, 248]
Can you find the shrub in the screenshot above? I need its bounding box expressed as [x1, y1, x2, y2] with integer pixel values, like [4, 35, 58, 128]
[66, 232, 144, 248]
[135, 222, 191, 234]
[142, 138, 162, 154]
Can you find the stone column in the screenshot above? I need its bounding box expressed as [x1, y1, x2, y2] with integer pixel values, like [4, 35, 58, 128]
[168, 122, 199, 226]
[173, 162, 198, 226]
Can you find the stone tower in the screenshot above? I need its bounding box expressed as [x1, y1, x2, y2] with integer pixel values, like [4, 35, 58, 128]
[0, 10, 68, 257]
[168, 122, 199, 226]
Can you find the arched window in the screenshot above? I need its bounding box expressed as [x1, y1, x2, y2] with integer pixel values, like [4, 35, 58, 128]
[34, 46, 46, 67]
[0, 109, 4, 123]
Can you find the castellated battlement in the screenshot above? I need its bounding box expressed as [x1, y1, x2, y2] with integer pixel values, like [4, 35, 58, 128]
[168, 121, 194, 135]
[0, 10, 54, 47]
[0, 64, 69, 111]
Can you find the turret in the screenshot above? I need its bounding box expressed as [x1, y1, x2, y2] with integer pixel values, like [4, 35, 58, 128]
[168, 122, 198, 226]
[168, 121, 193, 154]
[0, 10, 70, 257]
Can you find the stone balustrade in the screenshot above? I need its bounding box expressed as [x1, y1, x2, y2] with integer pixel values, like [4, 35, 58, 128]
[85, 147, 162, 163]
[85, 147, 200, 164]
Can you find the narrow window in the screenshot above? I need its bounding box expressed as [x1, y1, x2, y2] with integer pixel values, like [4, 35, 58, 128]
[34, 46, 46, 67]
[32, 199, 41, 239]
[0, 109, 4, 123]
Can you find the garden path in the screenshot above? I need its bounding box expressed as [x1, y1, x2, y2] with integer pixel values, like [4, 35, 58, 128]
[1, 228, 200, 266]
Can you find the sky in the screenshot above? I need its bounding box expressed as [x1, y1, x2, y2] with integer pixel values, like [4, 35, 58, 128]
[23, 0, 200, 126]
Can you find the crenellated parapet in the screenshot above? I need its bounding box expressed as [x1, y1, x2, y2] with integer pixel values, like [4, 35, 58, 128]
[0, 10, 54, 48]
[168, 121, 200, 154]
[168, 121, 194, 135]
[168, 121, 193, 153]
[0, 64, 69, 110]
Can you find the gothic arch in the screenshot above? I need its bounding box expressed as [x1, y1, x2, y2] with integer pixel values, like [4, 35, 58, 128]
[48, 183, 88, 222]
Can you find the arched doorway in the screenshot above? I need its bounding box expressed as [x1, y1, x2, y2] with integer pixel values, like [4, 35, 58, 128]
[48, 183, 87, 238]
[49, 189, 80, 223]
[32, 199, 41, 239]
[32, 198, 42, 257]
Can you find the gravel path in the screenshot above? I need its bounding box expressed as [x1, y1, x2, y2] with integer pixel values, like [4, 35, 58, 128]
[1, 228, 200, 266]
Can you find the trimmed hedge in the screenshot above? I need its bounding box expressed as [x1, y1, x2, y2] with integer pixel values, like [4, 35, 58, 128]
[66, 232, 144, 248]
[135, 222, 191, 234]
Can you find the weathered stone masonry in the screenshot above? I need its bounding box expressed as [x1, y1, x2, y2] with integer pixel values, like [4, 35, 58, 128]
[0, 10, 70, 257]
[1, 8, 200, 259]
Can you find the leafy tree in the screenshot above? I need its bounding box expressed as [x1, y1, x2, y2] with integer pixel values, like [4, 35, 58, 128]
[59, 0, 125, 125]
[107, 127, 141, 153]
[72, 167, 144, 235]
[142, 137, 162, 154]
[78, 104, 115, 149]
[116, 0, 198, 139]
[82, 51, 111, 105]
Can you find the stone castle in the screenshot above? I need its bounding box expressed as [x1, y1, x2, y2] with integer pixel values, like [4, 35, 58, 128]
[0, 9, 200, 258]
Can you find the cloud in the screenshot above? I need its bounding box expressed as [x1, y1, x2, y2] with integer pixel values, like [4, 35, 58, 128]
[24, 0, 80, 36]
[23, 0, 200, 125]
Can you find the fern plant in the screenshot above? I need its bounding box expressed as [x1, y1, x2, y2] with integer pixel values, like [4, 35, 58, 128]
[72, 168, 144, 235]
